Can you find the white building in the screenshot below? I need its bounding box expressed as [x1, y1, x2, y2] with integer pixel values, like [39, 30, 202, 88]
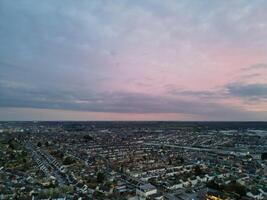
[136, 183, 157, 200]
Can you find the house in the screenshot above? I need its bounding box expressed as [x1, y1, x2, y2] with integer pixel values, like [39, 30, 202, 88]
[136, 183, 157, 199]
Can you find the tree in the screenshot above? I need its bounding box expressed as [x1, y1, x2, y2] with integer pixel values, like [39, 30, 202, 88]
[168, 158, 172, 165]
[8, 139, 15, 149]
[234, 184, 246, 196]
[120, 164, 124, 173]
[45, 141, 49, 147]
[206, 180, 220, 190]
[83, 135, 93, 141]
[194, 165, 202, 176]
[97, 172, 105, 183]
[63, 156, 76, 165]
[261, 152, 267, 160]
[226, 181, 246, 197]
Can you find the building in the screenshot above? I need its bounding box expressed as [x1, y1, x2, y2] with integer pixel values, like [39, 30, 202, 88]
[136, 183, 157, 200]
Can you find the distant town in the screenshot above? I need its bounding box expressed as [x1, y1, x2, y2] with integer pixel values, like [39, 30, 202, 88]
[0, 121, 266, 200]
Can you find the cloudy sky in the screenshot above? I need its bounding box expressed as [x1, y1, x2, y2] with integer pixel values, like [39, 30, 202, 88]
[0, 0, 267, 121]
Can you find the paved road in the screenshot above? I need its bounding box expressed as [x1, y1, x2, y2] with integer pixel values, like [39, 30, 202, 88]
[144, 142, 253, 157]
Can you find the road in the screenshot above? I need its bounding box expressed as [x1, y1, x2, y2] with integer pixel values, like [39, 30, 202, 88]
[144, 142, 253, 157]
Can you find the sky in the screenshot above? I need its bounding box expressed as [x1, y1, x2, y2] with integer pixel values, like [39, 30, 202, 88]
[0, 0, 267, 121]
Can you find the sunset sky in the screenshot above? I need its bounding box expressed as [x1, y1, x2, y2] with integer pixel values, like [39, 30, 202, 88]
[0, 0, 267, 121]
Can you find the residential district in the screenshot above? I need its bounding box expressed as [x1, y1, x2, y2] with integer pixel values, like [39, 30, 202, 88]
[0, 121, 266, 200]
